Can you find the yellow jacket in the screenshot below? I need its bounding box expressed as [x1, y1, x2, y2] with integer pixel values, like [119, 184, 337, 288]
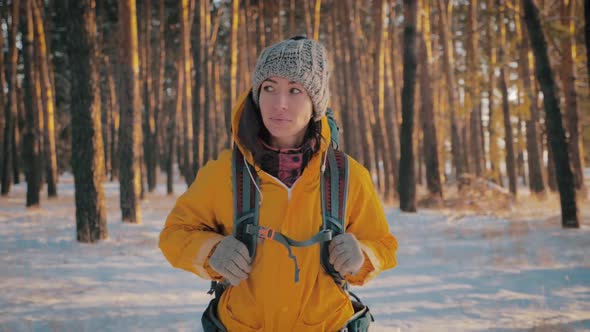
[159, 91, 397, 331]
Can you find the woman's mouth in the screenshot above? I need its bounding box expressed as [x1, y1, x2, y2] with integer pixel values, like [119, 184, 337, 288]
[270, 118, 291, 122]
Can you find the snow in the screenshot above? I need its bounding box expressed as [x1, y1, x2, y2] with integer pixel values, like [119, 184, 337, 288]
[0, 173, 589, 332]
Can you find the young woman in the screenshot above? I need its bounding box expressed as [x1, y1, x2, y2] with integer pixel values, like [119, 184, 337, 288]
[159, 36, 397, 332]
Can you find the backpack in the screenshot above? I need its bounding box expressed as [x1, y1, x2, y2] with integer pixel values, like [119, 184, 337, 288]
[202, 110, 374, 332]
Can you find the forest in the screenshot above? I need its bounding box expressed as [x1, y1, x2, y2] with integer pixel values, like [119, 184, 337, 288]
[0, 0, 588, 242]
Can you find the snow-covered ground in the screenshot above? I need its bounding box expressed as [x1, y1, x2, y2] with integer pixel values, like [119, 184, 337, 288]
[0, 173, 589, 332]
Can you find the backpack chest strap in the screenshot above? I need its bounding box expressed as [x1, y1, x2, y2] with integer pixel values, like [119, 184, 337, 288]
[245, 224, 333, 282]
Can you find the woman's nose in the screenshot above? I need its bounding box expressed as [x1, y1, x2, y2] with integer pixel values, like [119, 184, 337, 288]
[274, 93, 288, 111]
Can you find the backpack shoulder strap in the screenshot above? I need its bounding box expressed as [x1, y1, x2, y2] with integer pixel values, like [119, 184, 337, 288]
[320, 147, 350, 285]
[232, 146, 260, 258]
[325, 108, 340, 149]
[209, 146, 260, 296]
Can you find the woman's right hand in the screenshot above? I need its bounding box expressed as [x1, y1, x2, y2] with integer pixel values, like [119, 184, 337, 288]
[208, 236, 252, 286]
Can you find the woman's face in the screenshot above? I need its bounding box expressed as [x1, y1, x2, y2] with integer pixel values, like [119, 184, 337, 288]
[259, 76, 313, 149]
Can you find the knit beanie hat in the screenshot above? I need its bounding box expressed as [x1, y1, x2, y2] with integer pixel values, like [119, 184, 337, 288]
[251, 36, 330, 121]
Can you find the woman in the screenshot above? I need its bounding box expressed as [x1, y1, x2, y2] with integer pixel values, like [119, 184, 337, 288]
[159, 36, 397, 332]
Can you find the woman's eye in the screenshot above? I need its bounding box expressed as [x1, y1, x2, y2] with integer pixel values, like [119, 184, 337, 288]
[263, 85, 275, 92]
[290, 88, 302, 94]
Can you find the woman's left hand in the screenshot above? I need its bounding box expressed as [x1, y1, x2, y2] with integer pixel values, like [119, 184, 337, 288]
[328, 233, 365, 276]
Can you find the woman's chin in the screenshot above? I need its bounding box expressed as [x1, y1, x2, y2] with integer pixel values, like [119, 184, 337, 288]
[266, 123, 293, 134]
[268, 132, 293, 141]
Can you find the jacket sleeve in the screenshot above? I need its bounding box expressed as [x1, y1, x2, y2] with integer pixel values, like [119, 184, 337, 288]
[344, 162, 398, 286]
[159, 158, 228, 280]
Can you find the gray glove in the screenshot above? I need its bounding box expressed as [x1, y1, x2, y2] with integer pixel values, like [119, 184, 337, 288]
[208, 236, 252, 286]
[329, 233, 365, 276]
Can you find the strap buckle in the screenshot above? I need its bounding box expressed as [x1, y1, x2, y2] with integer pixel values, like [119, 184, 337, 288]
[319, 229, 333, 241]
[257, 226, 276, 240]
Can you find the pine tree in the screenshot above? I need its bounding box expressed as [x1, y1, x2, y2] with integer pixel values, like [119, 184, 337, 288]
[119, 0, 143, 223]
[399, 0, 418, 212]
[523, 0, 579, 227]
[67, 0, 108, 242]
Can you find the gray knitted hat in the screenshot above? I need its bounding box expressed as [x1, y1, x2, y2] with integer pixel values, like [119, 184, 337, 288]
[251, 37, 330, 121]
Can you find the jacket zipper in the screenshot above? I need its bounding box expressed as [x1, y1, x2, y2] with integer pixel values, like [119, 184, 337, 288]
[261, 170, 301, 201]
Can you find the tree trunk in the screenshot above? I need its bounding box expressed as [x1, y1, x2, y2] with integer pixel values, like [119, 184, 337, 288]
[101, 55, 112, 180]
[517, 116, 527, 186]
[137, 1, 146, 201]
[523, 0, 578, 227]
[461, 124, 469, 175]
[104, 55, 119, 181]
[499, 67, 517, 195]
[194, 0, 205, 168]
[486, 0, 501, 185]
[525, 100, 545, 193]
[22, 0, 41, 207]
[179, 0, 194, 184]
[386, 0, 400, 196]
[0, 11, 6, 183]
[353, 0, 375, 172]
[119, 0, 143, 223]
[436, 0, 465, 181]
[517, 2, 545, 194]
[385, 36, 400, 200]
[304, 0, 313, 38]
[467, 0, 484, 176]
[273, 0, 282, 41]
[399, 0, 418, 212]
[238, 6, 248, 100]
[560, 0, 585, 194]
[153, 0, 165, 183]
[418, 0, 442, 199]
[43, 0, 57, 118]
[585, 0, 590, 92]
[67, 0, 108, 242]
[34, 54, 45, 190]
[330, 6, 349, 151]
[199, 0, 210, 166]
[215, 58, 226, 154]
[416, 136, 423, 186]
[1, 0, 20, 195]
[141, 0, 157, 192]
[203, 0, 214, 163]
[289, 0, 296, 35]
[389, 0, 401, 121]
[206, 44, 216, 162]
[14, 86, 23, 185]
[434, 63, 447, 183]
[546, 131, 558, 191]
[226, 0, 240, 130]
[212, 11, 224, 157]
[498, 1, 517, 195]
[32, 0, 58, 198]
[254, 1, 264, 51]
[372, 0, 392, 200]
[344, 0, 374, 172]
[168, 59, 183, 195]
[334, 3, 357, 158]
[312, 0, 321, 39]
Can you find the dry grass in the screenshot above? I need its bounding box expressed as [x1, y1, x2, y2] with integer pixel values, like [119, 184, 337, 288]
[411, 174, 589, 226]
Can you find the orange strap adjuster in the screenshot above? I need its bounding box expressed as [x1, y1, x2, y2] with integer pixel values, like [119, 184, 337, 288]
[257, 226, 276, 240]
